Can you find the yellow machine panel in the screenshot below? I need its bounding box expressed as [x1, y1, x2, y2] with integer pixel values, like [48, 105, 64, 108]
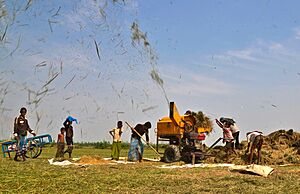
[157, 117, 184, 137]
[157, 102, 212, 138]
[169, 102, 182, 127]
[196, 127, 212, 133]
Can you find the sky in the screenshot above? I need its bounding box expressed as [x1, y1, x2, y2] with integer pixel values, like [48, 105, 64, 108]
[1, 0, 300, 146]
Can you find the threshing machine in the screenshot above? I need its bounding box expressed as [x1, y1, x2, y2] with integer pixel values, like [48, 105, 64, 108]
[156, 102, 212, 163]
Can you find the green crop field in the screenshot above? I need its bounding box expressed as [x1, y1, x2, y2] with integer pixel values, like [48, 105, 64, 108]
[1, 147, 300, 194]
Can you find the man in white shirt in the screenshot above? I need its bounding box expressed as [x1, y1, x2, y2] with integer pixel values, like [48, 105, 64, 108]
[246, 131, 263, 164]
[109, 121, 123, 160]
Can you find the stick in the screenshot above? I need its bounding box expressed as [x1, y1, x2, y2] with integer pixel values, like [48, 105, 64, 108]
[64, 75, 76, 89]
[207, 137, 223, 152]
[125, 121, 161, 158]
[94, 40, 101, 61]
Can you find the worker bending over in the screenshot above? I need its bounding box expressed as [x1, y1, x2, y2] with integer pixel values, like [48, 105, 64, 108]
[246, 131, 263, 164]
[128, 121, 151, 162]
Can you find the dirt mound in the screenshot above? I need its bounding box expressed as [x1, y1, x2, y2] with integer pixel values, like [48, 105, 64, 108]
[204, 129, 300, 165]
[75, 155, 112, 165]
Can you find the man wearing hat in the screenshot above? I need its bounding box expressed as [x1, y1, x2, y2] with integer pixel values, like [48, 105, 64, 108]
[109, 121, 123, 160]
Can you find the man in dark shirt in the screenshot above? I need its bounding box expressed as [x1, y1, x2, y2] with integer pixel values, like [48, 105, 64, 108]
[13, 107, 36, 161]
[63, 116, 78, 159]
[128, 121, 151, 162]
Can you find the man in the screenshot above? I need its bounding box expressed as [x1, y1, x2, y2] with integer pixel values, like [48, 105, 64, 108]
[246, 131, 264, 164]
[63, 116, 78, 159]
[128, 121, 151, 162]
[55, 127, 65, 159]
[109, 121, 123, 160]
[13, 107, 36, 161]
[215, 118, 235, 154]
[220, 117, 240, 149]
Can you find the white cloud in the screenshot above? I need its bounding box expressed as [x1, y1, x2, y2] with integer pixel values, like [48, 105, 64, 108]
[295, 28, 300, 40]
[168, 75, 234, 97]
[226, 49, 258, 61]
[159, 64, 235, 97]
[208, 38, 300, 73]
[269, 43, 284, 51]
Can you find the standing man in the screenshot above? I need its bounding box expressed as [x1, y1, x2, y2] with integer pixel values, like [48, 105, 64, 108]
[220, 117, 240, 149]
[215, 118, 235, 154]
[63, 116, 78, 159]
[55, 127, 65, 159]
[109, 121, 123, 160]
[128, 121, 151, 162]
[13, 107, 36, 161]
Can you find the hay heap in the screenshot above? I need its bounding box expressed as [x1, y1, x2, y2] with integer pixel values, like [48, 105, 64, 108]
[75, 155, 112, 165]
[204, 129, 300, 165]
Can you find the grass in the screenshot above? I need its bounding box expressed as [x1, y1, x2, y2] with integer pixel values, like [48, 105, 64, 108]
[1, 147, 300, 193]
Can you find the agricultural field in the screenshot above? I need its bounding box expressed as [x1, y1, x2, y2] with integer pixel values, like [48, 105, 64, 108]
[1, 146, 300, 194]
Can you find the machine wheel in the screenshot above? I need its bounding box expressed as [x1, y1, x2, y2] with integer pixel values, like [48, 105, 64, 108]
[25, 140, 42, 158]
[181, 153, 192, 163]
[163, 145, 181, 163]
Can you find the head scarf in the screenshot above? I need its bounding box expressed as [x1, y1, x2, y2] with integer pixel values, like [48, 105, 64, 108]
[67, 116, 78, 124]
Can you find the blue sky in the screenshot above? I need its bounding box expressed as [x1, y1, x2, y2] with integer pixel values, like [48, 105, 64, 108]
[139, 1, 300, 56]
[1, 0, 300, 145]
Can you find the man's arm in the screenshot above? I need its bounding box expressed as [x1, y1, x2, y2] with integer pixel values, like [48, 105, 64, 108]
[246, 142, 251, 153]
[109, 129, 114, 137]
[63, 120, 70, 128]
[145, 129, 149, 143]
[13, 117, 19, 140]
[215, 119, 223, 129]
[57, 134, 60, 143]
[26, 120, 36, 136]
[13, 117, 18, 135]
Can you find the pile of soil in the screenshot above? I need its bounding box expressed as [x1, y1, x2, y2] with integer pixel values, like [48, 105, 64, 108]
[204, 129, 300, 165]
[75, 155, 112, 165]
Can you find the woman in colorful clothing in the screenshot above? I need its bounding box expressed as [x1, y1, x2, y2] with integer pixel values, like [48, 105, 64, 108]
[128, 121, 151, 162]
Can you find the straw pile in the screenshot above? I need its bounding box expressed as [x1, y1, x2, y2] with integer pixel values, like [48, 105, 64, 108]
[75, 155, 112, 165]
[204, 129, 300, 165]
